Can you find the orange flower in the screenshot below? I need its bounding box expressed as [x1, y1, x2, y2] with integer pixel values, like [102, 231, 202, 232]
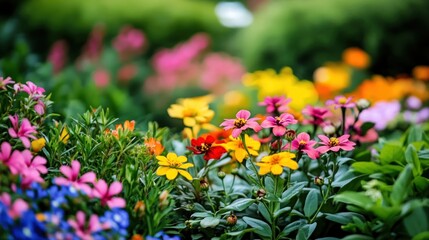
[342, 47, 370, 69]
[144, 138, 164, 155]
[413, 65, 429, 81]
[107, 120, 136, 139]
[131, 234, 144, 240]
[124, 120, 135, 131]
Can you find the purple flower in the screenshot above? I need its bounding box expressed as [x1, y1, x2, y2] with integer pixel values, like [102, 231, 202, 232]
[258, 96, 291, 114]
[34, 100, 45, 115]
[220, 110, 262, 138]
[0, 76, 15, 89]
[8, 115, 37, 148]
[406, 96, 422, 110]
[316, 134, 356, 154]
[326, 95, 355, 109]
[359, 101, 401, 130]
[261, 113, 297, 137]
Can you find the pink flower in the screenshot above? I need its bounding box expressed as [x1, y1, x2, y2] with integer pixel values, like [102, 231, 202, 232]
[92, 180, 126, 208]
[291, 132, 319, 159]
[326, 95, 355, 109]
[21, 81, 45, 99]
[220, 110, 262, 138]
[68, 211, 104, 240]
[0, 193, 29, 219]
[302, 105, 331, 126]
[0, 76, 15, 89]
[8, 115, 37, 148]
[113, 26, 145, 60]
[93, 68, 111, 89]
[0, 142, 26, 174]
[47, 40, 68, 74]
[54, 160, 96, 195]
[34, 100, 45, 115]
[20, 168, 45, 189]
[317, 134, 356, 154]
[21, 149, 47, 174]
[259, 96, 291, 114]
[261, 113, 297, 137]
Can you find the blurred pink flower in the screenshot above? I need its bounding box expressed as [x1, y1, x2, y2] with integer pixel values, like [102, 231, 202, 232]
[92, 180, 126, 208]
[326, 95, 355, 109]
[290, 132, 319, 159]
[0, 193, 29, 219]
[21, 149, 47, 174]
[34, 100, 45, 115]
[359, 101, 401, 130]
[317, 134, 355, 154]
[21, 81, 45, 100]
[302, 105, 331, 126]
[76, 25, 104, 68]
[93, 68, 111, 89]
[345, 118, 378, 143]
[261, 113, 297, 137]
[117, 64, 138, 83]
[113, 26, 145, 60]
[68, 211, 104, 240]
[0, 76, 15, 89]
[220, 110, 262, 138]
[47, 40, 68, 74]
[259, 96, 291, 114]
[0, 142, 26, 175]
[54, 160, 96, 195]
[20, 167, 45, 189]
[8, 115, 37, 148]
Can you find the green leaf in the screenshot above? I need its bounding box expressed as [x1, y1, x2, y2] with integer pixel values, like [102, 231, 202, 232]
[391, 165, 413, 206]
[405, 145, 422, 176]
[413, 231, 429, 240]
[379, 142, 405, 165]
[242, 216, 272, 238]
[225, 198, 255, 212]
[334, 192, 373, 210]
[304, 189, 319, 217]
[404, 207, 428, 236]
[324, 212, 364, 225]
[258, 202, 271, 222]
[279, 220, 306, 238]
[225, 228, 255, 237]
[191, 212, 213, 218]
[274, 206, 291, 218]
[342, 235, 374, 240]
[407, 125, 424, 144]
[360, 122, 375, 136]
[414, 176, 429, 193]
[296, 223, 317, 240]
[264, 176, 275, 193]
[200, 217, 220, 228]
[281, 182, 306, 203]
[352, 162, 403, 175]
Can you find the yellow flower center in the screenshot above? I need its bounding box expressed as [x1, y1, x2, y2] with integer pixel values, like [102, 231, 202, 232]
[329, 137, 339, 147]
[167, 158, 182, 168]
[270, 155, 281, 165]
[183, 108, 196, 117]
[299, 140, 306, 145]
[234, 118, 247, 128]
[198, 143, 211, 152]
[36, 213, 46, 221]
[338, 97, 348, 104]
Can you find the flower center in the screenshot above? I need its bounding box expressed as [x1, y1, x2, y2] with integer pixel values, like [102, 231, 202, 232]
[271, 155, 281, 165]
[299, 140, 306, 146]
[329, 137, 339, 147]
[168, 159, 182, 168]
[275, 116, 282, 124]
[183, 108, 196, 117]
[338, 97, 348, 105]
[197, 143, 211, 152]
[234, 118, 246, 128]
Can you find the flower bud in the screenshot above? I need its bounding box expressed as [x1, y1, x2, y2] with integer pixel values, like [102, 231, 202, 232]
[134, 200, 146, 216]
[226, 214, 238, 226]
[285, 129, 296, 141]
[231, 168, 239, 175]
[200, 179, 209, 191]
[356, 98, 370, 110]
[256, 188, 266, 199]
[322, 125, 336, 135]
[314, 176, 324, 186]
[159, 190, 169, 202]
[217, 171, 226, 179]
[31, 138, 46, 153]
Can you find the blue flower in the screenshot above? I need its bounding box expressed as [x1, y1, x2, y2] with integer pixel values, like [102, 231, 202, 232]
[11, 210, 46, 240]
[100, 208, 129, 237]
[0, 201, 12, 230]
[146, 231, 181, 240]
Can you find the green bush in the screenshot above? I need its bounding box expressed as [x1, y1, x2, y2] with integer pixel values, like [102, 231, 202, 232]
[235, 0, 429, 78]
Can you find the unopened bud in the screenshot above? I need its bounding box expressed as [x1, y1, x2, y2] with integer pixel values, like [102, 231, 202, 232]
[285, 129, 296, 141]
[226, 214, 238, 225]
[231, 168, 239, 175]
[356, 98, 370, 110]
[218, 171, 226, 179]
[256, 189, 266, 199]
[134, 200, 146, 216]
[159, 190, 169, 202]
[200, 179, 209, 191]
[322, 125, 336, 135]
[314, 176, 324, 186]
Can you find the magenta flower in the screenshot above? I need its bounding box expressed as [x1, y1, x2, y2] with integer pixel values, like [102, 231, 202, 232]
[0, 76, 15, 90]
[21, 81, 45, 99]
[261, 113, 297, 137]
[291, 132, 319, 159]
[317, 134, 356, 154]
[21, 149, 47, 174]
[34, 100, 45, 115]
[220, 110, 262, 138]
[68, 211, 104, 240]
[92, 180, 126, 208]
[326, 96, 355, 109]
[0, 193, 29, 219]
[8, 115, 37, 148]
[54, 160, 96, 195]
[0, 142, 26, 175]
[20, 168, 45, 189]
[259, 96, 291, 114]
[113, 26, 145, 60]
[302, 105, 331, 126]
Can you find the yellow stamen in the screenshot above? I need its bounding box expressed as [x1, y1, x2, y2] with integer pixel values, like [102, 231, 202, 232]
[234, 118, 246, 128]
[329, 137, 339, 147]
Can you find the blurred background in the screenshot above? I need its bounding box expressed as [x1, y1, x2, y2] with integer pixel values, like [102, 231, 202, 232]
[1, 0, 428, 130]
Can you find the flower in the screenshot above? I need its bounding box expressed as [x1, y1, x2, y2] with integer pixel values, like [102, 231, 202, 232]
[168, 96, 215, 130]
[220, 110, 262, 138]
[290, 132, 319, 159]
[302, 105, 331, 126]
[60, 127, 70, 144]
[113, 25, 145, 60]
[0, 76, 15, 89]
[317, 134, 356, 154]
[31, 138, 46, 152]
[187, 135, 227, 161]
[68, 211, 103, 239]
[223, 134, 260, 163]
[144, 138, 164, 155]
[92, 180, 126, 208]
[0, 142, 26, 174]
[359, 101, 401, 130]
[20, 81, 45, 99]
[342, 47, 370, 69]
[261, 113, 297, 137]
[54, 160, 96, 195]
[8, 115, 37, 148]
[256, 152, 298, 175]
[156, 153, 194, 181]
[0, 193, 29, 219]
[326, 96, 355, 109]
[258, 96, 291, 114]
[21, 149, 47, 174]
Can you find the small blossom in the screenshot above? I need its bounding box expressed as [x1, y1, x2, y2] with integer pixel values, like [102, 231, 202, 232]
[156, 153, 194, 181]
[8, 115, 37, 148]
[144, 138, 164, 155]
[92, 180, 126, 208]
[0, 142, 26, 174]
[356, 98, 370, 110]
[21, 149, 47, 174]
[187, 135, 226, 160]
[54, 160, 96, 195]
[261, 113, 297, 137]
[258, 96, 291, 114]
[21, 81, 45, 99]
[223, 134, 260, 163]
[0, 76, 15, 89]
[220, 110, 262, 138]
[317, 134, 356, 154]
[68, 211, 104, 239]
[302, 105, 331, 126]
[31, 138, 46, 153]
[326, 95, 355, 109]
[256, 152, 298, 175]
[290, 132, 319, 159]
[0, 193, 29, 219]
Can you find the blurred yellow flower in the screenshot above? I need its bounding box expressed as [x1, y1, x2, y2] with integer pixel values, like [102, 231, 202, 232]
[256, 152, 298, 175]
[223, 134, 260, 163]
[60, 127, 69, 144]
[31, 138, 46, 152]
[156, 153, 194, 181]
[243, 67, 318, 110]
[314, 63, 351, 100]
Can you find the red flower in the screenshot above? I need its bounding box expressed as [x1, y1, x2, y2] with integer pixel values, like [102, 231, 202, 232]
[187, 135, 226, 161]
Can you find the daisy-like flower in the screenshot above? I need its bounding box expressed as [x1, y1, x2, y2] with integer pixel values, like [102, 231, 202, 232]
[8, 114, 37, 148]
[156, 153, 194, 181]
[0, 76, 15, 90]
[290, 132, 319, 159]
[167, 96, 215, 128]
[256, 152, 298, 175]
[220, 110, 262, 138]
[326, 95, 355, 109]
[316, 134, 356, 154]
[187, 135, 226, 161]
[302, 105, 331, 126]
[261, 113, 297, 137]
[223, 134, 260, 163]
[258, 96, 291, 114]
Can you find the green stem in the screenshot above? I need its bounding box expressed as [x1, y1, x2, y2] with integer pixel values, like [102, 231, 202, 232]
[241, 134, 264, 187]
[271, 175, 279, 240]
[206, 191, 217, 213]
[222, 178, 229, 204]
[341, 107, 346, 135]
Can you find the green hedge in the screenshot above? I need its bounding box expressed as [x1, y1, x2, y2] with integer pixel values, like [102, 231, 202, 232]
[235, 0, 429, 78]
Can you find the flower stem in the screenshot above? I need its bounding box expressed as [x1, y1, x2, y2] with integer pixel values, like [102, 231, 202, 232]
[341, 107, 346, 135]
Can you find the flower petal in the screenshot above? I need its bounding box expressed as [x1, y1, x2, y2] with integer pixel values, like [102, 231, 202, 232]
[178, 170, 193, 181]
[166, 169, 178, 180]
[271, 164, 283, 175]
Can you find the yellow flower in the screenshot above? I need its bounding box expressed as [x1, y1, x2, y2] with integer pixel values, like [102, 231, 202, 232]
[31, 138, 46, 152]
[156, 153, 194, 181]
[60, 127, 69, 144]
[167, 96, 215, 128]
[256, 152, 298, 175]
[223, 134, 260, 163]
